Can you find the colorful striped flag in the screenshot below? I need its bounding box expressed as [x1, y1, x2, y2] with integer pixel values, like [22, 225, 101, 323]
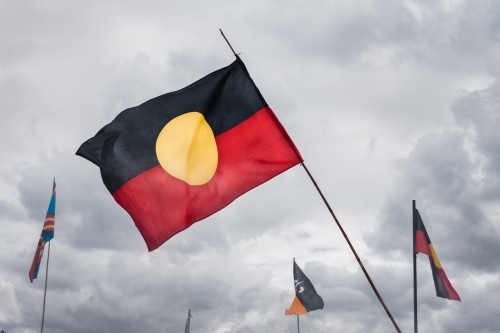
[29, 180, 56, 283]
[414, 209, 460, 301]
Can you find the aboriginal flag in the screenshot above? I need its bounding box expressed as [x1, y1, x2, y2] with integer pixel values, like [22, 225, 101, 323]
[76, 58, 302, 251]
[285, 260, 324, 315]
[29, 180, 56, 282]
[414, 209, 460, 301]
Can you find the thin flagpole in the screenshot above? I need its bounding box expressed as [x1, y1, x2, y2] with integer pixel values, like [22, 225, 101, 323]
[40, 241, 51, 333]
[413, 200, 418, 333]
[219, 29, 238, 57]
[297, 315, 300, 333]
[301, 163, 402, 333]
[217, 31, 402, 333]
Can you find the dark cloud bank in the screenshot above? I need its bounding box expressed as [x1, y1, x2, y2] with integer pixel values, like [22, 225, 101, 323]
[1, 1, 500, 333]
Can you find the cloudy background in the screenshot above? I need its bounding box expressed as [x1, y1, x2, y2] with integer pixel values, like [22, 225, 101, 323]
[1, 0, 499, 332]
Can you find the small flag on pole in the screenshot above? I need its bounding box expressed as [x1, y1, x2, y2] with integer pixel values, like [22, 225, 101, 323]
[285, 260, 324, 315]
[414, 209, 460, 301]
[184, 309, 192, 333]
[29, 180, 56, 283]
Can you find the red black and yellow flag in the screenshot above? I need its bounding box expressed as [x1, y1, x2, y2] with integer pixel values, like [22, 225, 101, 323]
[414, 209, 461, 301]
[285, 260, 324, 315]
[76, 58, 302, 251]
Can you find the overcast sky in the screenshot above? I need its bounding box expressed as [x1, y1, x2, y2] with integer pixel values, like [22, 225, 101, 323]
[1, 0, 500, 332]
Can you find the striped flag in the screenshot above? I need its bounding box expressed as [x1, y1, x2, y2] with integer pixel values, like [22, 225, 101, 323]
[29, 180, 56, 283]
[414, 209, 460, 301]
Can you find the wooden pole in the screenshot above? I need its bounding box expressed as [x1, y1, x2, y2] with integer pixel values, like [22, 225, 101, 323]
[219, 29, 238, 57]
[413, 200, 418, 333]
[217, 31, 402, 333]
[301, 163, 402, 333]
[40, 241, 51, 333]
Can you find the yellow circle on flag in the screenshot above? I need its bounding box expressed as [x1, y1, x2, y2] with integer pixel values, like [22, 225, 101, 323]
[156, 112, 218, 185]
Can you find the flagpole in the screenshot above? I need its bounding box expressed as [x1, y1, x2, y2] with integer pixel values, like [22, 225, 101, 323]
[219, 29, 238, 57]
[217, 31, 401, 333]
[40, 241, 51, 333]
[301, 163, 402, 333]
[413, 200, 418, 333]
[293, 258, 299, 333]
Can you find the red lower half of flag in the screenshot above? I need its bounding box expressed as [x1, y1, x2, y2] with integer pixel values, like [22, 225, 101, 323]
[415, 229, 431, 256]
[29, 240, 45, 282]
[437, 268, 461, 301]
[113, 107, 302, 251]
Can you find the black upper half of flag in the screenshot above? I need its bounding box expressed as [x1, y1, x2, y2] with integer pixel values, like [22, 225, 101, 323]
[294, 261, 324, 312]
[76, 58, 268, 194]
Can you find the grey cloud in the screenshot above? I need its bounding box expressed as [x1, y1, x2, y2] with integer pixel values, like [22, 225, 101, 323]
[16, 150, 143, 252]
[9, 250, 289, 333]
[453, 81, 500, 200]
[239, 0, 500, 85]
[365, 74, 500, 331]
[367, 130, 500, 271]
[0, 200, 25, 222]
[2, 0, 500, 332]
[365, 130, 473, 253]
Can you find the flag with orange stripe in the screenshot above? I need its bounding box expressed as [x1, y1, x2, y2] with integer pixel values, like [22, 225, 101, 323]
[414, 209, 460, 301]
[285, 260, 324, 315]
[29, 180, 56, 283]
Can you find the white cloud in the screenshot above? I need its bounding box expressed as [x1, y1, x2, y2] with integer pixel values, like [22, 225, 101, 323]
[0, 279, 22, 324]
[1, 0, 500, 332]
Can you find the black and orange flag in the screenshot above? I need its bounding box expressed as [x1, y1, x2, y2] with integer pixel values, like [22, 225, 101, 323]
[414, 209, 460, 301]
[285, 260, 324, 315]
[77, 58, 303, 251]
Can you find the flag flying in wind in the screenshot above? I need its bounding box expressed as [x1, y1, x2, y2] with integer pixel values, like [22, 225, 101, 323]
[285, 260, 324, 315]
[184, 309, 192, 333]
[29, 180, 56, 283]
[414, 209, 461, 301]
[76, 57, 303, 251]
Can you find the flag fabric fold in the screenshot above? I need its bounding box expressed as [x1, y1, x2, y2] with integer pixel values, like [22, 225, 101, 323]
[414, 209, 460, 301]
[285, 260, 324, 315]
[77, 58, 303, 251]
[29, 180, 56, 283]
